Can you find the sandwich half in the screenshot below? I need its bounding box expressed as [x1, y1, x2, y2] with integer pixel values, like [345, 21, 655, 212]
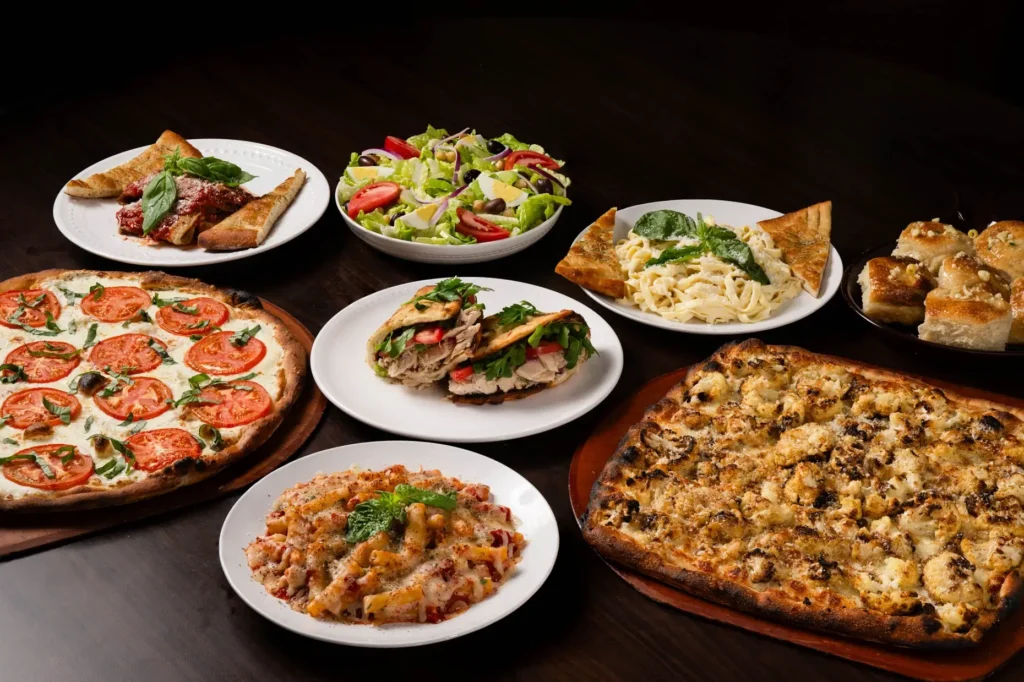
[368, 278, 485, 388]
[447, 302, 596, 404]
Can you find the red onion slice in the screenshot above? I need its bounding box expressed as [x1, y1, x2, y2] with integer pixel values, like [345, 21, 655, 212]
[361, 147, 401, 161]
[449, 184, 470, 198]
[484, 146, 511, 162]
[428, 199, 449, 227]
[437, 127, 470, 145]
[532, 166, 565, 188]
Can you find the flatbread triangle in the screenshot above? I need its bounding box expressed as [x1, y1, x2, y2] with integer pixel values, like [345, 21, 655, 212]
[757, 201, 832, 297]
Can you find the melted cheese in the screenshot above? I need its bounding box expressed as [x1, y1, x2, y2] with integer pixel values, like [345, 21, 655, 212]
[0, 273, 288, 500]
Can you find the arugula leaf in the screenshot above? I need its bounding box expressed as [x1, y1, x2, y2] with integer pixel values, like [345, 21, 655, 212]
[706, 236, 770, 284]
[496, 301, 539, 328]
[151, 293, 188, 308]
[230, 326, 260, 347]
[88, 282, 105, 301]
[406, 278, 491, 311]
[42, 396, 72, 425]
[633, 210, 699, 240]
[0, 452, 55, 478]
[474, 343, 527, 381]
[393, 484, 457, 510]
[122, 309, 152, 328]
[147, 338, 175, 365]
[83, 323, 98, 348]
[376, 327, 416, 358]
[1, 363, 27, 384]
[57, 286, 85, 305]
[644, 244, 705, 268]
[523, 320, 596, 369]
[141, 170, 177, 235]
[172, 302, 199, 315]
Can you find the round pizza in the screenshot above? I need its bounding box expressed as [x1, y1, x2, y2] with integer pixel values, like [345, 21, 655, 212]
[0, 269, 305, 510]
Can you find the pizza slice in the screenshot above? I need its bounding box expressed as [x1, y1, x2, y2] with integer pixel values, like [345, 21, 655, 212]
[64, 131, 202, 199]
[757, 201, 832, 297]
[555, 208, 627, 298]
[198, 169, 307, 251]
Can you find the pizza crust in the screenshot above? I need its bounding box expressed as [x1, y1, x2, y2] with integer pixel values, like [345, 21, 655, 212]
[584, 339, 1024, 647]
[0, 269, 307, 511]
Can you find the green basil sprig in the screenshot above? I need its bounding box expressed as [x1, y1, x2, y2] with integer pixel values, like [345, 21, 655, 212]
[346, 485, 458, 544]
[141, 171, 177, 235]
[164, 148, 256, 187]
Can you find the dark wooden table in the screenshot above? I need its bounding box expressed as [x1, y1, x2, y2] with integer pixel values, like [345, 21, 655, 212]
[2, 20, 1023, 682]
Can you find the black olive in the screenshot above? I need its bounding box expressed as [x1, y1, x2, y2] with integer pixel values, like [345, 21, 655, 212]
[534, 177, 553, 195]
[76, 372, 109, 396]
[481, 198, 506, 214]
[390, 212, 405, 225]
[462, 169, 481, 184]
[486, 140, 505, 154]
[357, 155, 378, 167]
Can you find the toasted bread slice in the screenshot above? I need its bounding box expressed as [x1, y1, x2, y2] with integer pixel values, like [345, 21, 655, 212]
[555, 208, 626, 298]
[65, 131, 201, 199]
[757, 201, 832, 297]
[198, 169, 306, 251]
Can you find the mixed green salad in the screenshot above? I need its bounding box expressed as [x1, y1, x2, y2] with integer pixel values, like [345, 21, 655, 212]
[338, 126, 571, 245]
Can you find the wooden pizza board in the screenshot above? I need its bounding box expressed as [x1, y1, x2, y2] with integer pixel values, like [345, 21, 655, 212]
[0, 300, 326, 558]
[569, 368, 1024, 681]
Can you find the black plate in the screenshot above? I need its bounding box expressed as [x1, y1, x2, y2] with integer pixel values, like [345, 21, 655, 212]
[841, 242, 1024, 357]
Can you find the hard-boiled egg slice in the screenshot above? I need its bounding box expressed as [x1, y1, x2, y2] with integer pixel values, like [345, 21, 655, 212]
[398, 203, 440, 231]
[477, 173, 528, 207]
[346, 166, 395, 183]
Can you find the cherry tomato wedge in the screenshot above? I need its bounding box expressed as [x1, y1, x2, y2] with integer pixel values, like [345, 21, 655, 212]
[2, 444, 93, 491]
[526, 341, 563, 359]
[455, 208, 511, 243]
[504, 151, 560, 171]
[450, 365, 474, 382]
[347, 182, 402, 219]
[384, 136, 422, 160]
[412, 326, 444, 345]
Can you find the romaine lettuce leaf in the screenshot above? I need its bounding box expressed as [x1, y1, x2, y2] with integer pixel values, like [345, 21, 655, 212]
[516, 194, 572, 231]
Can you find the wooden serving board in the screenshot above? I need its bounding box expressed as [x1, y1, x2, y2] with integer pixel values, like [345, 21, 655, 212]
[0, 300, 326, 558]
[569, 367, 1024, 681]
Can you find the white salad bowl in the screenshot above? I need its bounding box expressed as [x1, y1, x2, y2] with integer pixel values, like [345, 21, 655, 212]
[335, 180, 564, 264]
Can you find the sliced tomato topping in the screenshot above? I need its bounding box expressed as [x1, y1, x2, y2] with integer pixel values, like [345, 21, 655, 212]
[80, 286, 151, 322]
[185, 331, 266, 376]
[4, 341, 81, 383]
[450, 365, 474, 382]
[2, 444, 93, 491]
[412, 326, 445, 345]
[88, 334, 167, 375]
[0, 289, 61, 329]
[1, 388, 81, 429]
[384, 136, 422, 160]
[190, 380, 272, 428]
[155, 297, 230, 337]
[526, 341, 563, 359]
[504, 150, 560, 171]
[93, 376, 172, 421]
[347, 181, 402, 219]
[455, 208, 511, 242]
[126, 428, 202, 473]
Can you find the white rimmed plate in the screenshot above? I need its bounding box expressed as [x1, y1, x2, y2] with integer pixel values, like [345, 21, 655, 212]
[310, 277, 623, 442]
[575, 199, 843, 334]
[219, 441, 559, 647]
[336, 181, 564, 264]
[54, 138, 331, 267]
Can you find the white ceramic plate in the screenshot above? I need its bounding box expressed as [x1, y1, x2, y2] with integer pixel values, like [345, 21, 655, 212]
[575, 199, 843, 335]
[310, 277, 623, 442]
[336, 181, 564, 264]
[220, 441, 559, 647]
[53, 138, 331, 267]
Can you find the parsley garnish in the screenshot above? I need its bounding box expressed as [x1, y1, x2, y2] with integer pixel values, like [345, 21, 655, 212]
[346, 484, 458, 543]
[406, 278, 490, 311]
[474, 344, 527, 381]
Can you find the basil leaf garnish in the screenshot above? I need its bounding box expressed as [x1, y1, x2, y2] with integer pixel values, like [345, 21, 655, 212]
[141, 170, 177, 235]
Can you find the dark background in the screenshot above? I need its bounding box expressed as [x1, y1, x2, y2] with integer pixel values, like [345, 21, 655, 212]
[2, 7, 1023, 682]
